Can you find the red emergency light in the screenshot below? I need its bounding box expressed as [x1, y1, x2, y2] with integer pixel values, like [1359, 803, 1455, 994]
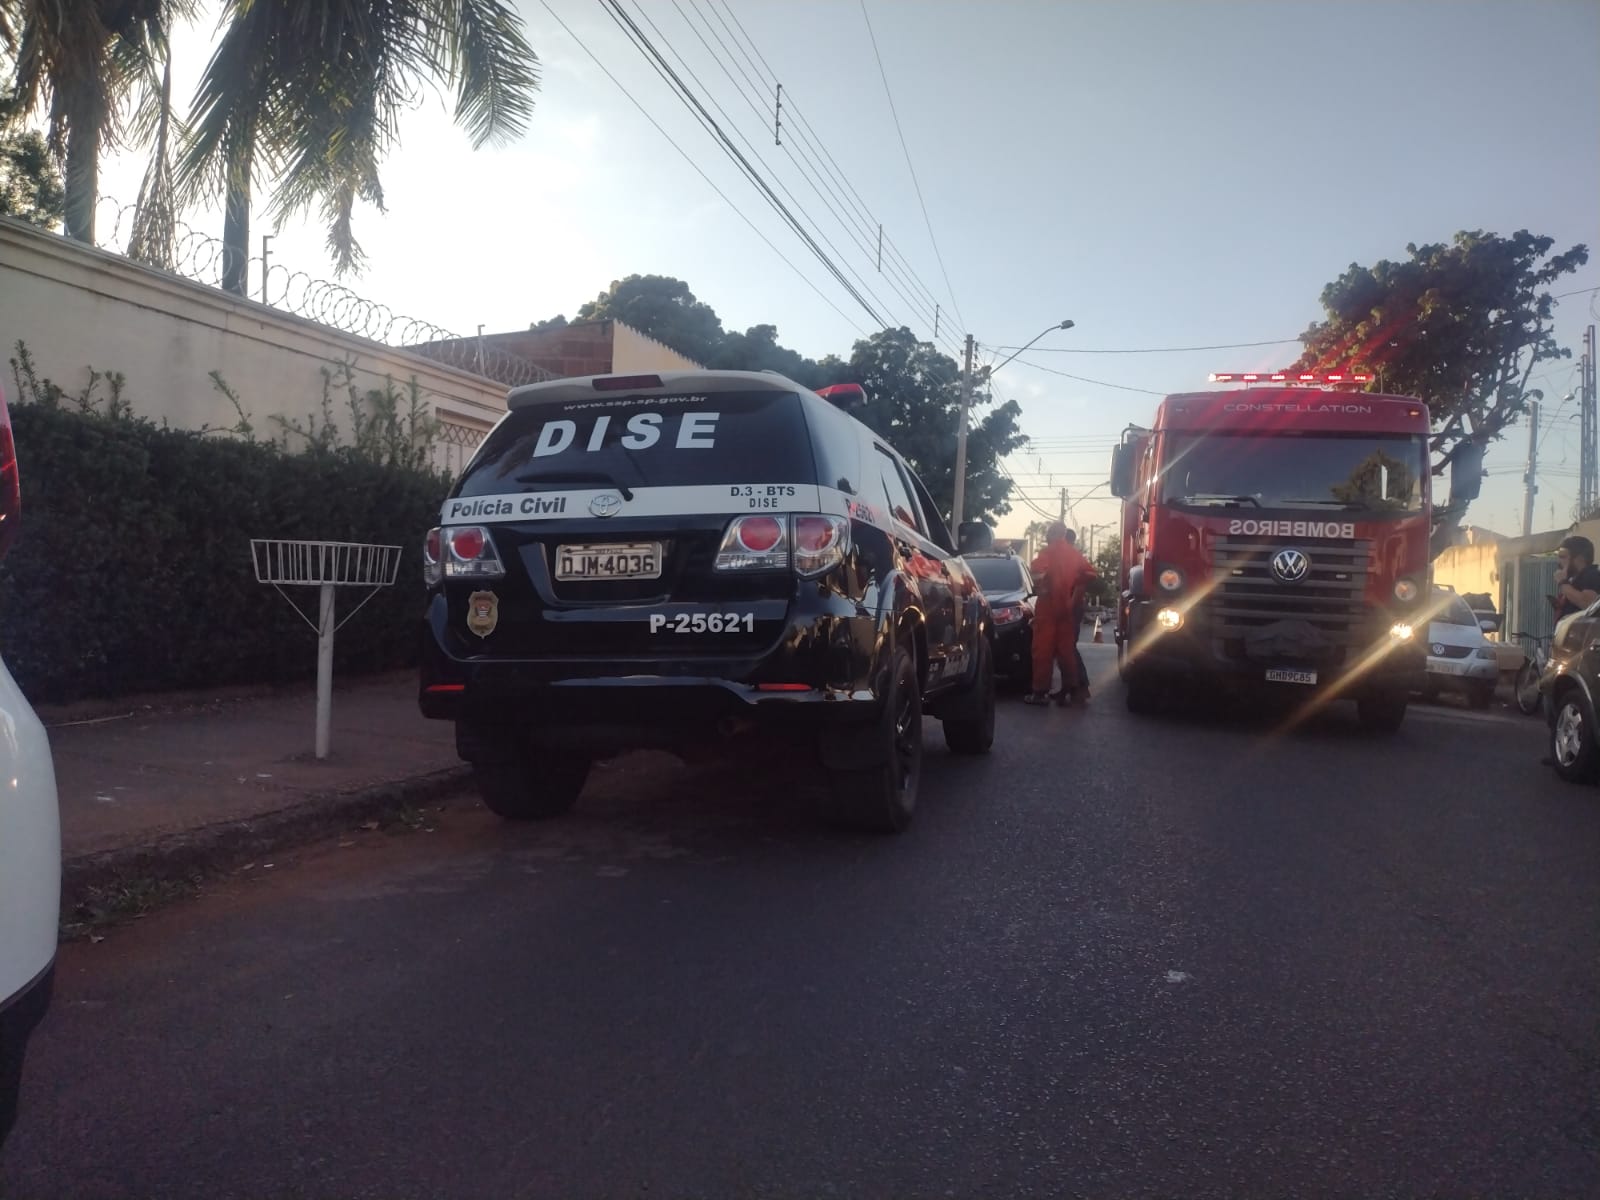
[1209, 371, 1372, 385]
[817, 383, 867, 408]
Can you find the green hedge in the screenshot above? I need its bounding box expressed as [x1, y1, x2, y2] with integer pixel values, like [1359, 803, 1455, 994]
[0, 403, 448, 704]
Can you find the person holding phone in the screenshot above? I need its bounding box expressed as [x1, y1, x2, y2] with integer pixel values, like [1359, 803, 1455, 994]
[1552, 535, 1600, 620]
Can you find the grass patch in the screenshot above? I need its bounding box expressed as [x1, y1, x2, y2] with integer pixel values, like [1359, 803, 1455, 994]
[61, 874, 203, 940]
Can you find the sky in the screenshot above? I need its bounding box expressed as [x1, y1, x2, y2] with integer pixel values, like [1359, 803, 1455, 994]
[93, 0, 1600, 543]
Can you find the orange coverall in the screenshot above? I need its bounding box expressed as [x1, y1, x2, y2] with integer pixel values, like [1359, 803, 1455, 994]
[1029, 540, 1097, 694]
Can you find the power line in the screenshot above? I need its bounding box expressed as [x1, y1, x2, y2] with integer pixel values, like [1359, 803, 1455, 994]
[534, 0, 868, 337]
[621, 0, 912, 332]
[598, 0, 890, 327]
[856, 0, 966, 333]
[1007, 358, 1169, 395]
[696, 0, 961, 352]
[989, 337, 1302, 356]
[670, 0, 962, 357]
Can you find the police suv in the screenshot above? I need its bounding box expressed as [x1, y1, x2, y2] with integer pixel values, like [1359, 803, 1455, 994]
[419, 370, 996, 832]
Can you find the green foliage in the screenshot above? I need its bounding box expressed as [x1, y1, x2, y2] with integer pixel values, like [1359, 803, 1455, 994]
[1088, 540, 1120, 603]
[826, 327, 1026, 526]
[0, 399, 445, 703]
[558, 276, 1022, 526]
[0, 126, 63, 226]
[1, 341, 451, 703]
[576, 275, 729, 367]
[1295, 229, 1589, 478]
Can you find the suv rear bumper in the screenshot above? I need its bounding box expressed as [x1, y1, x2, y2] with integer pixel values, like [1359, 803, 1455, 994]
[0, 960, 54, 1144]
[1122, 598, 1425, 695]
[419, 610, 885, 751]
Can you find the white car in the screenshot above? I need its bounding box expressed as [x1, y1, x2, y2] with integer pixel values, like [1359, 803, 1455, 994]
[0, 382, 60, 1148]
[1422, 587, 1501, 709]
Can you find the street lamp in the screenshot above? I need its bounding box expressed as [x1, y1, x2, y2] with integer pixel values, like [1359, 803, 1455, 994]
[951, 319, 1074, 531]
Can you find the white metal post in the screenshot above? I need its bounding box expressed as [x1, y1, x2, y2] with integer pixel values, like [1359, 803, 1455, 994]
[316, 582, 335, 760]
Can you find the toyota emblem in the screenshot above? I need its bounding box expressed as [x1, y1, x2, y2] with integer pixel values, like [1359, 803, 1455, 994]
[589, 493, 623, 519]
[1270, 548, 1310, 583]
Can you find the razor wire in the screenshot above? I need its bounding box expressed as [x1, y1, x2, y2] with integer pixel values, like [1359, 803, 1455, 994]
[94, 197, 556, 389]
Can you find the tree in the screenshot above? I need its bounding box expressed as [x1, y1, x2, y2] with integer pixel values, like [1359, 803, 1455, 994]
[1, 0, 186, 243]
[712, 323, 826, 388]
[827, 327, 1026, 527]
[0, 125, 61, 225]
[1296, 230, 1588, 490]
[1087, 540, 1120, 603]
[178, 0, 541, 295]
[576, 275, 727, 366]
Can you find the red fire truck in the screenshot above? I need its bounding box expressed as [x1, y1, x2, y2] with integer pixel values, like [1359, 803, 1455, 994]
[1110, 371, 1482, 732]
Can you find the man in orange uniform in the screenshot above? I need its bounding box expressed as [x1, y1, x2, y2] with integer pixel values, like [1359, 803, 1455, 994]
[1026, 522, 1097, 706]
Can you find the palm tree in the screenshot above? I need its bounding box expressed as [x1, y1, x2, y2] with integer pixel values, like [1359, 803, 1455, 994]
[1, 0, 189, 243]
[178, 0, 539, 297]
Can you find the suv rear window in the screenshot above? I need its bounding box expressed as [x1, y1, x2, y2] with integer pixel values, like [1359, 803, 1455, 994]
[455, 390, 816, 496]
[967, 557, 1025, 592]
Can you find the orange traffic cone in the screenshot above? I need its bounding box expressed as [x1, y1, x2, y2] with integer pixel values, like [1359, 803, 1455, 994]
[1092, 615, 1104, 643]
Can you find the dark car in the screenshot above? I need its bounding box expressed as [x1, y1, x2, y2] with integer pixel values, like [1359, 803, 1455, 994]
[1540, 599, 1600, 782]
[419, 370, 996, 833]
[964, 551, 1035, 687]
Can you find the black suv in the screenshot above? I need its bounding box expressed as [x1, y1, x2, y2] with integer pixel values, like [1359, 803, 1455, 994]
[963, 551, 1035, 688]
[419, 370, 996, 832]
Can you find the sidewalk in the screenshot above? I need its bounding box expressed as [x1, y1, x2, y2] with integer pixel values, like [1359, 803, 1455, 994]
[41, 671, 468, 908]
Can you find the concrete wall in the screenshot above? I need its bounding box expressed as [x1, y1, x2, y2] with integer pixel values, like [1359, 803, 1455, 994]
[0, 217, 507, 476]
[610, 322, 703, 373]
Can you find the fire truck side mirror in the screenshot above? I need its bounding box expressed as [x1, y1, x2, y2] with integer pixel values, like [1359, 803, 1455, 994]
[1448, 442, 1485, 506]
[1109, 443, 1135, 499]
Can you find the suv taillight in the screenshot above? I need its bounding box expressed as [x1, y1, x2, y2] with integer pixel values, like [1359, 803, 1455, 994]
[423, 526, 443, 586]
[714, 514, 850, 576]
[0, 385, 17, 562]
[442, 524, 504, 580]
[793, 515, 849, 577]
[716, 515, 788, 571]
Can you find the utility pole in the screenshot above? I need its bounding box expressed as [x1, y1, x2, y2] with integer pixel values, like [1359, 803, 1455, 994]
[1523, 398, 1540, 537]
[1059, 488, 1068, 522]
[952, 334, 976, 529]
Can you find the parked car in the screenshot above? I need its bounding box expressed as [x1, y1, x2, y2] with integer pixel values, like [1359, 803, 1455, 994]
[1540, 597, 1600, 782]
[419, 370, 996, 833]
[0, 382, 61, 1149]
[964, 551, 1035, 687]
[1421, 585, 1501, 709]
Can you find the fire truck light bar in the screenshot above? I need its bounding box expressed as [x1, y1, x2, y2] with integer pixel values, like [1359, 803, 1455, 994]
[1209, 371, 1373, 384]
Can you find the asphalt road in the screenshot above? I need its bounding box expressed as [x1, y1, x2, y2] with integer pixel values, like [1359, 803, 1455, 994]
[5, 646, 1597, 1199]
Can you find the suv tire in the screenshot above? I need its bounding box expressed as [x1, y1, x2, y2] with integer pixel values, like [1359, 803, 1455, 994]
[1466, 680, 1494, 710]
[474, 751, 590, 820]
[828, 644, 922, 833]
[1550, 686, 1600, 784]
[943, 635, 996, 756]
[1356, 688, 1407, 734]
[1125, 674, 1158, 715]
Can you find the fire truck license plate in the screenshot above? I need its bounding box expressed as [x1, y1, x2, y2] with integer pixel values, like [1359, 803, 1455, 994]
[1266, 668, 1318, 686]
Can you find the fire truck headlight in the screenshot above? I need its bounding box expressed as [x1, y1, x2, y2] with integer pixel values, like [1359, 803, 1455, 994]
[1157, 607, 1184, 631]
[1157, 567, 1184, 592]
[1394, 578, 1419, 603]
[1389, 622, 1415, 643]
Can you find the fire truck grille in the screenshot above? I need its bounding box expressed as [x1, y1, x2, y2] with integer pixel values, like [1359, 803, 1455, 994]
[1206, 536, 1372, 649]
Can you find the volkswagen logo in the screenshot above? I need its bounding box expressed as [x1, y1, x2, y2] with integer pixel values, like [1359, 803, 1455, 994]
[1270, 548, 1310, 583]
[588, 493, 623, 519]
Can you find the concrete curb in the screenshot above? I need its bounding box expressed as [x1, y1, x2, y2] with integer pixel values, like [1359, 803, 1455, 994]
[61, 765, 474, 920]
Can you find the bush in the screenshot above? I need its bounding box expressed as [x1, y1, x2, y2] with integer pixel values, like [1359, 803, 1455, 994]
[0, 400, 449, 704]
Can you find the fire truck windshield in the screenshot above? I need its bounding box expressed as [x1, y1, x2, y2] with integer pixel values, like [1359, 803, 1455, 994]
[1159, 433, 1427, 514]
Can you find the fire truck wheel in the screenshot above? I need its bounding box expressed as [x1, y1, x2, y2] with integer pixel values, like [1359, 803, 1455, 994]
[1124, 675, 1159, 715]
[1356, 689, 1408, 734]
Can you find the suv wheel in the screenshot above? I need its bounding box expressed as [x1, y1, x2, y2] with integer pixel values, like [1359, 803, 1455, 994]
[828, 644, 922, 833]
[943, 636, 996, 755]
[1125, 674, 1158, 715]
[1466, 680, 1495, 710]
[474, 750, 590, 820]
[1356, 688, 1407, 734]
[1550, 688, 1600, 783]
